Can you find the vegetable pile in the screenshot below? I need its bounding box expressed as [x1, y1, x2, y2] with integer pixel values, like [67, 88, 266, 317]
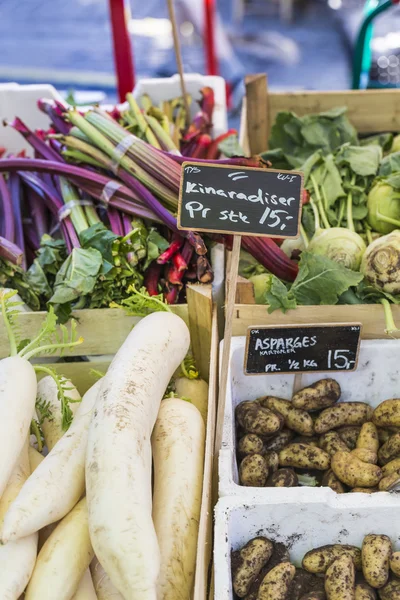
[231, 534, 400, 599]
[0, 291, 209, 599]
[236, 378, 400, 493]
[241, 108, 400, 335]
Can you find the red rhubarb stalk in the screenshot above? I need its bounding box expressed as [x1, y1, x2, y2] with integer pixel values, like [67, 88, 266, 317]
[144, 262, 162, 296]
[242, 236, 298, 282]
[156, 237, 183, 264]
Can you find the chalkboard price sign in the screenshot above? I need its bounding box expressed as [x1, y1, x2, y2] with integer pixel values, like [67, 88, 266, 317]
[177, 162, 303, 238]
[244, 323, 362, 375]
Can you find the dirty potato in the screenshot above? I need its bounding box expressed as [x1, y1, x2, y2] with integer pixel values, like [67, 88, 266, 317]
[373, 400, 400, 428]
[350, 487, 378, 493]
[269, 468, 298, 487]
[293, 436, 321, 448]
[378, 577, 400, 600]
[351, 448, 378, 465]
[322, 469, 346, 493]
[314, 403, 372, 435]
[260, 396, 314, 437]
[382, 458, 400, 477]
[238, 434, 265, 458]
[279, 443, 330, 471]
[263, 451, 279, 473]
[362, 534, 391, 589]
[290, 568, 326, 600]
[239, 453, 269, 487]
[258, 561, 296, 600]
[264, 429, 294, 453]
[302, 545, 362, 574]
[244, 542, 290, 599]
[232, 537, 274, 597]
[357, 423, 380, 454]
[331, 452, 382, 488]
[325, 554, 355, 600]
[292, 379, 341, 411]
[236, 401, 284, 436]
[390, 554, 400, 578]
[320, 432, 351, 456]
[378, 470, 400, 491]
[338, 427, 363, 450]
[378, 434, 400, 466]
[355, 582, 377, 600]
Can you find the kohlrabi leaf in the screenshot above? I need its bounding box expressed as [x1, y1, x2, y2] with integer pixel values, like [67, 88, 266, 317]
[260, 148, 292, 170]
[335, 144, 382, 177]
[360, 132, 393, 151]
[379, 151, 400, 177]
[266, 276, 297, 313]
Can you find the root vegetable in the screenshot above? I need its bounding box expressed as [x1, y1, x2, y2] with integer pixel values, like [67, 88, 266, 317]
[279, 443, 330, 470]
[314, 403, 372, 434]
[28, 446, 44, 472]
[232, 537, 273, 598]
[331, 452, 382, 488]
[86, 312, 190, 600]
[72, 569, 97, 600]
[38, 375, 81, 450]
[325, 555, 355, 600]
[240, 454, 269, 486]
[174, 376, 208, 424]
[362, 534, 391, 589]
[91, 558, 124, 599]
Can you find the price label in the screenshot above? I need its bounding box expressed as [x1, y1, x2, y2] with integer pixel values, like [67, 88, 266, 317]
[177, 162, 303, 238]
[244, 323, 362, 375]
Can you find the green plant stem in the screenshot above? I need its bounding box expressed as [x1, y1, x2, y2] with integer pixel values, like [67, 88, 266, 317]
[85, 205, 101, 227]
[309, 198, 321, 233]
[300, 224, 309, 247]
[346, 175, 357, 233]
[30, 419, 43, 452]
[364, 221, 373, 245]
[21, 337, 83, 361]
[377, 211, 400, 228]
[59, 177, 89, 235]
[0, 291, 17, 356]
[337, 198, 345, 227]
[34, 364, 79, 430]
[381, 298, 400, 337]
[310, 175, 330, 229]
[126, 93, 160, 148]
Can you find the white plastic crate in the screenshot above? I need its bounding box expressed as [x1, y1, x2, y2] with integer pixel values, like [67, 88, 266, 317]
[219, 336, 400, 506]
[214, 495, 400, 600]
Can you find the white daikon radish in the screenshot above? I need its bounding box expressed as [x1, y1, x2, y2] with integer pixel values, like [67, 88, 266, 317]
[28, 446, 44, 472]
[174, 376, 209, 423]
[2, 379, 102, 543]
[86, 312, 190, 600]
[0, 440, 38, 599]
[91, 559, 123, 600]
[152, 398, 205, 600]
[38, 375, 81, 450]
[72, 569, 98, 600]
[25, 498, 94, 600]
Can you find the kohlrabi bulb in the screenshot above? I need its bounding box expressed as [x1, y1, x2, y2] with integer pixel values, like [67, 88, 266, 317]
[361, 230, 400, 294]
[367, 181, 400, 235]
[307, 227, 366, 271]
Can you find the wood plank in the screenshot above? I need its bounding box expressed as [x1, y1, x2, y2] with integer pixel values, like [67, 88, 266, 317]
[35, 360, 111, 395]
[194, 305, 218, 600]
[232, 303, 400, 339]
[268, 89, 400, 136]
[245, 74, 269, 155]
[187, 284, 213, 382]
[235, 276, 255, 304]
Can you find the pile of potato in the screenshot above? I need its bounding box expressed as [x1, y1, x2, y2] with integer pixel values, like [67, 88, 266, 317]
[235, 379, 400, 492]
[232, 534, 400, 599]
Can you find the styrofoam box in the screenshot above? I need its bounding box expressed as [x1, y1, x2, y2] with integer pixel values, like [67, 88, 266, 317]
[219, 336, 400, 506]
[214, 496, 400, 600]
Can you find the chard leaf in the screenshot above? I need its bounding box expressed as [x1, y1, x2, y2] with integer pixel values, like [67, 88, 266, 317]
[218, 134, 245, 158]
[144, 229, 169, 271]
[335, 144, 382, 177]
[27, 235, 68, 304]
[266, 276, 296, 313]
[379, 151, 400, 177]
[79, 223, 117, 266]
[291, 252, 363, 306]
[50, 247, 103, 305]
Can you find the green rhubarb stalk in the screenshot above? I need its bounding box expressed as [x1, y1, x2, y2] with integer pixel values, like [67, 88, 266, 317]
[143, 113, 180, 154]
[59, 177, 89, 235]
[140, 93, 153, 112]
[126, 93, 160, 148]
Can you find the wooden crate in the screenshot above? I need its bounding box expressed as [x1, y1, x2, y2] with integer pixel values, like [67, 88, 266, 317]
[0, 284, 217, 600]
[234, 82, 400, 339]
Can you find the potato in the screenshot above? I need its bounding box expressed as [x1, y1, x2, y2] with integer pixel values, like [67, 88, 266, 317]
[315, 403, 372, 435]
[290, 568, 326, 600]
[390, 554, 400, 578]
[351, 448, 378, 465]
[322, 469, 346, 493]
[244, 542, 290, 599]
[239, 454, 269, 487]
[373, 400, 400, 428]
[378, 434, 400, 466]
[355, 582, 377, 600]
[362, 534, 391, 589]
[350, 487, 378, 493]
[292, 379, 341, 411]
[293, 436, 321, 448]
[378, 429, 392, 445]
[378, 470, 400, 491]
[269, 468, 298, 487]
[260, 396, 314, 437]
[264, 429, 294, 453]
[331, 452, 382, 488]
[338, 427, 362, 450]
[325, 554, 355, 600]
[238, 434, 264, 458]
[302, 545, 362, 573]
[232, 537, 274, 597]
[382, 458, 400, 478]
[279, 443, 330, 471]
[258, 561, 296, 600]
[236, 402, 284, 436]
[378, 578, 400, 600]
[320, 432, 351, 456]
[357, 423, 380, 454]
[264, 451, 279, 473]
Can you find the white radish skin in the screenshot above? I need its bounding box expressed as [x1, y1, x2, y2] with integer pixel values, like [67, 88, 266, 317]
[2, 380, 102, 543]
[0, 356, 37, 497]
[38, 375, 81, 450]
[91, 559, 123, 600]
[25, 498, 94, 600]
[86, 312, 190, 600]
[0, 441, 38, 599]
[152, 398, 205, 600]
[71, 569, 97, 600]
[174, 377, 209, 423]
[28, 446, 44, 473]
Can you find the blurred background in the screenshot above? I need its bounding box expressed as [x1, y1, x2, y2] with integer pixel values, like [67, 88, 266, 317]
[1, 0, 400, 115]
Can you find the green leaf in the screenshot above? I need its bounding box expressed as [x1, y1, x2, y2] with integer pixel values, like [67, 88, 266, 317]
[335, 144, 382, 177]
[144, 229, 169, 271]
[352, 204, 369, 220]
[218, 133, 245, 158]
[26, 235, 68, 304]
[379, 151, 400, 177]
[50, 248, 103, 305]
[291, 252, 363, 306]
[79, 223, 118, 265]
[266, 276, 296, 313]
[260, 148, 292, 170]
[360, 132, 393, 151]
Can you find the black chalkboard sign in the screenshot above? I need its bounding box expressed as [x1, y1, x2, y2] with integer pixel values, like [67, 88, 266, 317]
[244, 323, 362, 375]
[177, 162, 303, 238]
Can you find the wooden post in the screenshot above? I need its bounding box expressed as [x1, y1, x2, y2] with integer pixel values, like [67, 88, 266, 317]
[245, 74, 269, 154]
[187, 283, 213, 383]
[167, 0, 191, 125]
